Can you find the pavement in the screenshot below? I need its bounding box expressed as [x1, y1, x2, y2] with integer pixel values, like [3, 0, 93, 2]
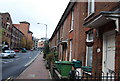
[14, 52, 51, 81]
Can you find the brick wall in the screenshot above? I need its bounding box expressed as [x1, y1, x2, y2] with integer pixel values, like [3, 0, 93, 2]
[1, 13, 13, 48]
[115, 31, 120, 73]
[84, 2, 119, 22]
[19, 22, 29, 38]
[83, 2, 120, 74]
[28, 33, 32, 42]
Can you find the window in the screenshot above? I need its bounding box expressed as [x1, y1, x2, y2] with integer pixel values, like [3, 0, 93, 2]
[6, 22, 10, 29]
[69, 40, 72, 61]
[6, 17, 9, 20]
[86, 31, 93, 67]
[88, 0, 95, 16]
[70, 9, 74, 31]
[86, 31, 93, 42]
[86, 47, 93, 67]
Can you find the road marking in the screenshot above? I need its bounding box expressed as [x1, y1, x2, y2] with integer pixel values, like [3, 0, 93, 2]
[3, 62, 9, 64]
[2, 59, 14, 64]
[5, 76, 14, 81]
[24, 52, 40, 67]
[15, 51, 41, 80]
[15, 58, 20, 60]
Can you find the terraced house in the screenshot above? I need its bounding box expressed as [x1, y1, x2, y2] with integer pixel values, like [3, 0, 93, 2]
[49, 1, 120, 79]
[83, 1, 120, 75]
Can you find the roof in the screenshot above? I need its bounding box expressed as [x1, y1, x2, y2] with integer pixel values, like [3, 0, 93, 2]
[19, 21, 30, 25]
[0, 12, 10, 16]
[28, 31, 33, 34]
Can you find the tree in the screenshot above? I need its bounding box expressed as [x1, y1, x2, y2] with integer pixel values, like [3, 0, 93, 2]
[21, 37, 26, 48]
[43, 40, 50, 58]
[26, 40, 33, 50]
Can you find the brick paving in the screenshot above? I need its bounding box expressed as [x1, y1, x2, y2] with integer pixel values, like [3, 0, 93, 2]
[15, 53, 50, 80]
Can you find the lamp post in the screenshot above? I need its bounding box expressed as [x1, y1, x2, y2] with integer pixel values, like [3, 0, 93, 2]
[37, 23, 47, 39]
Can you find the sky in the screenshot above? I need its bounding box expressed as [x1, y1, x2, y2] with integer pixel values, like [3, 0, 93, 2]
[0, 0, 70, 39]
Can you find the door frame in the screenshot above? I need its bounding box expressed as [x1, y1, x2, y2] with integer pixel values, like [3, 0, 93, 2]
[102, 30, 116, 74]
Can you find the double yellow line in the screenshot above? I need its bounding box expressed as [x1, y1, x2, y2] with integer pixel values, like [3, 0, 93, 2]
[5, 76, 14, 81]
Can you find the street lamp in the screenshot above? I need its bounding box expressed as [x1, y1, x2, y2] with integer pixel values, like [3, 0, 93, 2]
[37, 23, 47, 39]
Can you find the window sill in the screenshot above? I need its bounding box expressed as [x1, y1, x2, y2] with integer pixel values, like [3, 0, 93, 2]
[69, 29, 73, 33]
[84, 13, 94, 21]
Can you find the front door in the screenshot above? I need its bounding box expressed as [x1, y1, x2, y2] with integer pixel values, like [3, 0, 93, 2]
[103, 31, 115, 75]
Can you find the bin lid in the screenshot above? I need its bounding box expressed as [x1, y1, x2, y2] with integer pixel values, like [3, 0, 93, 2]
[81, 66, 92, 72]
[72, 60, 82, 63]
[60, 61, 73, 64]
[55, 61, 61, 64]
[55, 61, 73, 64]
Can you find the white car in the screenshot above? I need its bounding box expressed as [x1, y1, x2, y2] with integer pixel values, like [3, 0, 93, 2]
[0, 50, 16, 58]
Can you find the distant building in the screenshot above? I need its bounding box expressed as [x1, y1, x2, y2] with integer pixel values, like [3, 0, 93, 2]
[13, 21, 33, 50]
[1, 12, 13, 50]
[11, 25, 24, 49]
[0, 13, 24, 50]
[38, 37, 48, 50]
[33, 37, 39, 50]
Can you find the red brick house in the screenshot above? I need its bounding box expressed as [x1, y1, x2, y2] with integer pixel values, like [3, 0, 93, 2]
[49, 2, 87, 63]
[83, 2, 120, 75]
[49, 1, 120, 78]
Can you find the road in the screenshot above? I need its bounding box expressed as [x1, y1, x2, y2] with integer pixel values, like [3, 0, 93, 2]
[2, 50, 40, 80]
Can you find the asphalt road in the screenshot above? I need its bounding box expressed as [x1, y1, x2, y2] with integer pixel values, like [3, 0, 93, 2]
[2, 50, 40, 80]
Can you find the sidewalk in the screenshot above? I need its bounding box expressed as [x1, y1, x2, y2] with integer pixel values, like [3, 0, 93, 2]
[15, 52, 51, 81]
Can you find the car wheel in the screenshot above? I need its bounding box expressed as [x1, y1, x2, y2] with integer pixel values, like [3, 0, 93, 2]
[8, 55, 10, 59]
[13, 56, 15, 58]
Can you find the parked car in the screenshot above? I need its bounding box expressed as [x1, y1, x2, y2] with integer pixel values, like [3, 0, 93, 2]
[0, 50, 16, 58]
[13, 48, 20, 52]
[21, 48, 27, 53]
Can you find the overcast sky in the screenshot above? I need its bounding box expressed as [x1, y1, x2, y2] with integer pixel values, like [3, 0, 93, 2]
[0, 0, 70, 39]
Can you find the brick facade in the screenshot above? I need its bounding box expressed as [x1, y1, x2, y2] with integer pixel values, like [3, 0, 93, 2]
[50, 1, 120, 77]
[13, 21, 33, 49]
[84, 2, 120, 74]
[0, 13, 24, 49]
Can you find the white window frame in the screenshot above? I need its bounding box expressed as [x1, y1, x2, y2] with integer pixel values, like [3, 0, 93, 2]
[88, 0, 95, 16]
[65, 47, 68, 61]
[6, 22, 10, 29]
[86, 31, 93, 42]
[69, 40, 72, 61]
[86, 31, 93, 67]
[70, 10, 74, 31]
[86, 46, 93, 67]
